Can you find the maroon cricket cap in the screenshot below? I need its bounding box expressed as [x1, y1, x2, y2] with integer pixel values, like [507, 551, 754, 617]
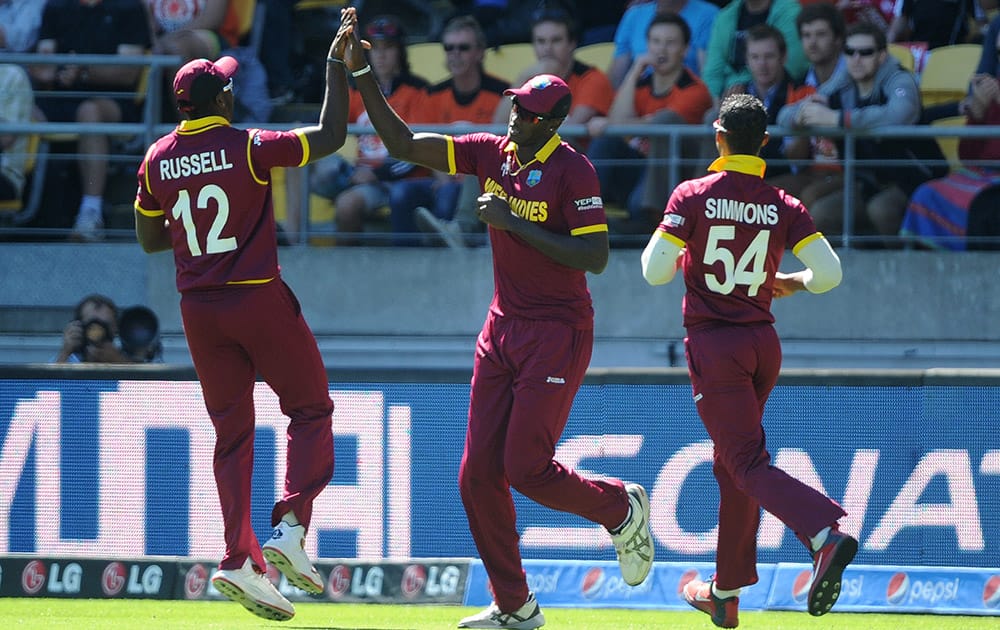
[173, 56, 239, 112]
[503, 74, 572, 118]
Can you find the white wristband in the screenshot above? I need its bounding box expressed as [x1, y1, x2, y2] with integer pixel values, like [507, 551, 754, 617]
[351, 65, 372, 78]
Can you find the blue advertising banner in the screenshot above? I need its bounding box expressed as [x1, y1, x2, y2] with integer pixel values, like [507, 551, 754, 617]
[2, 378, 999, 571]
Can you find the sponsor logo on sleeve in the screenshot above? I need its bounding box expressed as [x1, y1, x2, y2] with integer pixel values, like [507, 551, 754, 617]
[573, 196, 603, 212]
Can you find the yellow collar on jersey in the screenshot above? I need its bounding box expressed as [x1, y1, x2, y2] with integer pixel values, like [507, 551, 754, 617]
[177, 116, 232, 135]
[708, 154, 767, 178]
[504, 133, 562, 163]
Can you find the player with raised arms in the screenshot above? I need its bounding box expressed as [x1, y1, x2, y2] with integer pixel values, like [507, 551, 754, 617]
[341, 23, 654, 630]
[133, 7, 359, 622]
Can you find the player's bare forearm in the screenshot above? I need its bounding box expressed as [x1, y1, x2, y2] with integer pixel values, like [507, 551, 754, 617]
[135, 212, 171, 253]
[301, 9, 353, 160]
[772, 271, 808, 298]
[345, 30, 451, 172]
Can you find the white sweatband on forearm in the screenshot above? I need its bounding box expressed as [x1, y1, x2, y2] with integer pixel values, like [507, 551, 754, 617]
[641, 231, 684, 286]
[795, 236, 842, 293]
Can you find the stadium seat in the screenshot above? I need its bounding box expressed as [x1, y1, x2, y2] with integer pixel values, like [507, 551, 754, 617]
[408, 42, 449, 85]
[888, 43, 915, 73]
[0, 133, 49, 226]
[920, 44, 980, 106]
[931, 115, 966, 173]
[484, 43, 536, 83]
[575, 41, 615, 73]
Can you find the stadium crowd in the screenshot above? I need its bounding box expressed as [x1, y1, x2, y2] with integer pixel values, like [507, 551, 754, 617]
[1, 0, 998, 249]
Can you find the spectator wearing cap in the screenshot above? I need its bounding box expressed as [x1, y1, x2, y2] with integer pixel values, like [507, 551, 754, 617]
[308, 14, 431, 245]
[588, 12, 713, 234]
[491, 5, 613, 147]
[345, 19, 657, 615]
[29, 0, 152, 241]
[393, 14, 510, 247]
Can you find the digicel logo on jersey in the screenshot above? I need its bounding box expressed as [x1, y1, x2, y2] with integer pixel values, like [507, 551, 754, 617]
[483, 178, 547, 222]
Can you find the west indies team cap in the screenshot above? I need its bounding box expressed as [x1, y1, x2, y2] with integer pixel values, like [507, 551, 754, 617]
[503, 74, 572, 118]
[173, 56, 239, 112]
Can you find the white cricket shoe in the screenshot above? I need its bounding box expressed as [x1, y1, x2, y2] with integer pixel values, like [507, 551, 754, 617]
[262, 520, 324, 594]
[458, 591, 545, 629]
[610, 483, 654, 586]
[211, 557, 295, 621]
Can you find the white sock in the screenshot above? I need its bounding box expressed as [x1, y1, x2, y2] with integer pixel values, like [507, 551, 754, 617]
[811, 526, 831, 552]
[712, 583, 741, 599]
[79, 195, 103, 215]
[281, 511, 300, 527]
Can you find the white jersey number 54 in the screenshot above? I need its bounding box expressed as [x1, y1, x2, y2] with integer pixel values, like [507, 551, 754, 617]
[703, 225, 769, 297]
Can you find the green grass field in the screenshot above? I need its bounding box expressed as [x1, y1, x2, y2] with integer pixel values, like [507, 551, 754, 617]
[0, 599, 996, 629]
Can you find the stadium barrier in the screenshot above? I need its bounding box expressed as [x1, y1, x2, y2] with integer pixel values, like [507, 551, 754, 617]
[1, 365, 998, 613]
[0, 51, 997, 247]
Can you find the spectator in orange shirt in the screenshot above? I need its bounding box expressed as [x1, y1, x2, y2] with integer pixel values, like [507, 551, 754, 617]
[309, 14, 430, 244]
[392, 14, 509, 246]
[588, 13, 713, 234]
[491, 5, 613, 149]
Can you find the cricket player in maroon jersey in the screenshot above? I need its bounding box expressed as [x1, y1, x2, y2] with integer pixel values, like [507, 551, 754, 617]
[132, 9, 359, 622]
[340, 30, 654, 630]
[641, 93, 856, 628]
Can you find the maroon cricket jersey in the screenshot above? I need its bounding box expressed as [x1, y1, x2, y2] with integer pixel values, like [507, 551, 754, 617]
[656, 155, 822, 330]
[134, 116, 308, 292]
[447, 132, 608, 329]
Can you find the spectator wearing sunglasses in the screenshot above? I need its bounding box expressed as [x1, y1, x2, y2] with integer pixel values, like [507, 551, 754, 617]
[393, 15, 509, 247]
[346, 15, 656, 619]
[491, 6, 613, 146]
[778, 21, 945, 243]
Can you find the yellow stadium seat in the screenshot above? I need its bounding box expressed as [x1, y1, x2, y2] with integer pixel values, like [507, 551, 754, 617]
[931, 115, 967, 173]
[888, 43, 915, 73]
[408, 42, 450, 85]
[484, 43, 537, 83]
[920, 44, 980, 106]
[575, 41, 615, 73]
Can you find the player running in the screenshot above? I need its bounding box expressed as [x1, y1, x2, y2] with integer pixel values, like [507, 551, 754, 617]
[133, 8, 358, 622]
[641, 93, 857, 628]
[340, 25, 654, 630]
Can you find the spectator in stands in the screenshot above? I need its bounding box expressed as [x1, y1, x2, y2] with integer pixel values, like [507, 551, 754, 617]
[145, 0, 245, 61]
[901, 41, 1000, 249]
[392, 15, 508, 247]
[0, 0, 45, 52]
[146, 0, 268, 122]
[887, 0, 977, 49]
[757, 3, 847, 201]
[608, 0, 720, 87]
[30, 0, 152, 242]
[308, 14, 430, 245]
[798, 3, 848, 90]
[701, 0, 807, 102]
[723, 25, 814, 182]
[588, 13, 712, 233]
[0, 65, 34, 207]
[459, 0, 549, 48]
[492, 6, 613, 138]
[54, 294, 134, 363]
[777, 22, 945, 241]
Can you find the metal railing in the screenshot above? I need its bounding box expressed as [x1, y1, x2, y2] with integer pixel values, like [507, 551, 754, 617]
[0, 57, 996, 249]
